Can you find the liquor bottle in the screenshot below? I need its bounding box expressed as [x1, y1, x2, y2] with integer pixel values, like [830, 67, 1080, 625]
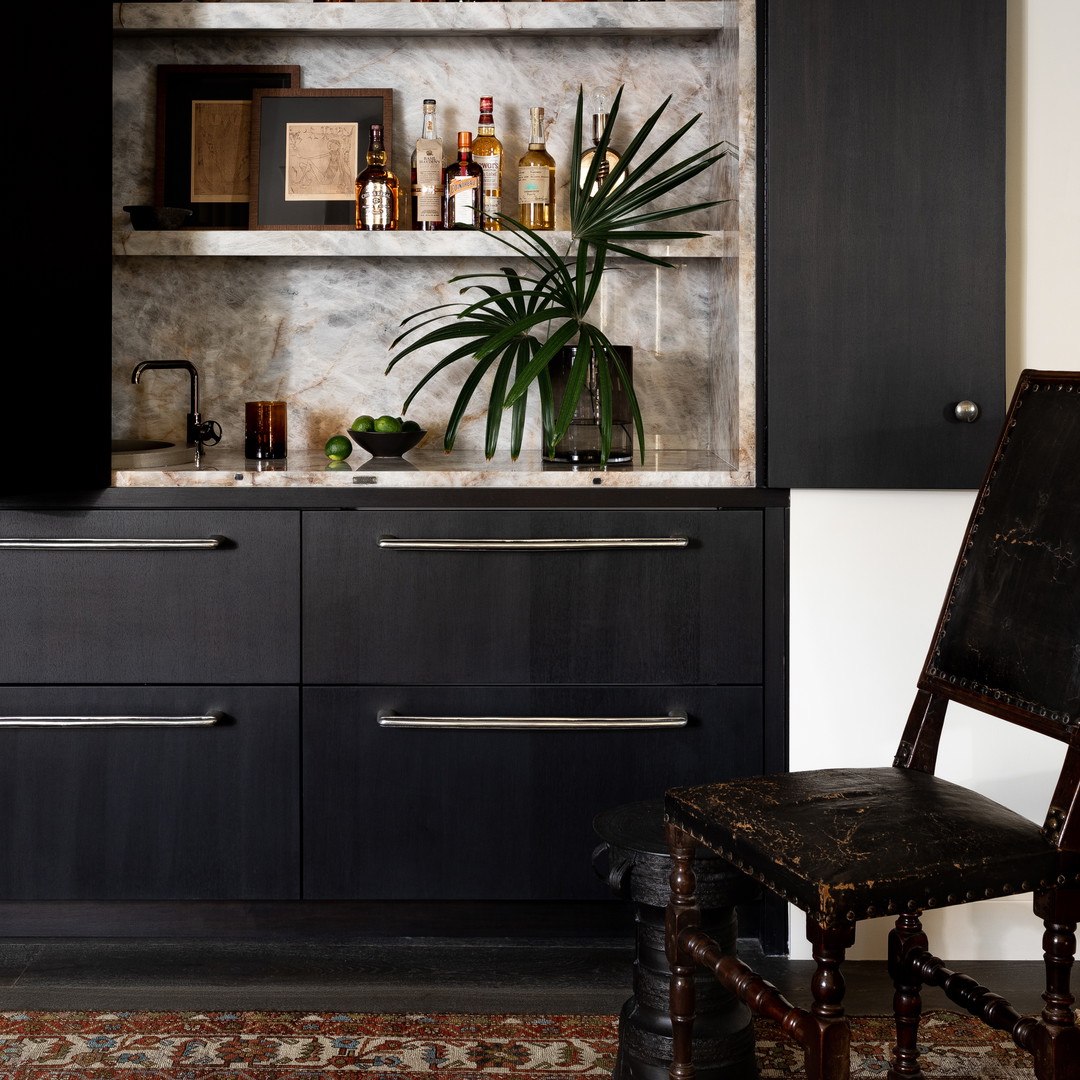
[411, 99, 444, 231]
[355, 123, 399, 231]
[443, 131, 484, 229]
[580, 87, 624, 196]
[471, 96, 503, 231]
[517, 106, 556, 230]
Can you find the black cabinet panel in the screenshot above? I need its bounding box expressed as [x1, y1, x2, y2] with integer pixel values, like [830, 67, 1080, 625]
[0, 510, 300, 683]
[764, 0, 1006, 488]
[302, 684, 763, 900]
[303, 509, 763, 685]
[0, 686, 300, 900]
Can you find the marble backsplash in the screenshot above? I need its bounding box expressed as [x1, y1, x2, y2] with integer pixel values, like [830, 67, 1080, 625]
[112, 3, 755, 473]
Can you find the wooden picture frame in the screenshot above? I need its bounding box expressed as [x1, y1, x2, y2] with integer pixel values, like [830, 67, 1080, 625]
[155, 65, 302, 230]
[249, 88, 393, 230]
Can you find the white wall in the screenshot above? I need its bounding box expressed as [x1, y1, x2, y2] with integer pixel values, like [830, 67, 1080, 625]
[786, 0, 1080, 961]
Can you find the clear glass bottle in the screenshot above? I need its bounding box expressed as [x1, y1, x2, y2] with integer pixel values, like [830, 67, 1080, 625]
[355, 123, 399, 231]
[579, 87, 624, 196]
[517, 106, 556, 230]
[443, 131, 484, 229]
[471, 96, 503, 231]
[411, 99, 444, 231]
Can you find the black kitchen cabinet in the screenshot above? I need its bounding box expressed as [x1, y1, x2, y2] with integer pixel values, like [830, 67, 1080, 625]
[764, 0, 1006, 489]
[0, 510, 301, 684]
[302, 685, 764, 900]
[0, 686, 300, 900]
[302, 509, 763, 686]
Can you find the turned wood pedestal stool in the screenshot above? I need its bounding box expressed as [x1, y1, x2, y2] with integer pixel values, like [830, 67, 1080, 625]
[593, 798, 761, 1080]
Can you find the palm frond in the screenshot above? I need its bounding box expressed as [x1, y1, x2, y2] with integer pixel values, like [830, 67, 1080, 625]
[387, 84, 727, 463]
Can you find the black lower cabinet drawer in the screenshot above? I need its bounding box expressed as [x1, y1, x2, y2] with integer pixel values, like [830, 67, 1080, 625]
[302, 685, 763, 900]
[0, 510, 300, 684]
[0, 686, 300, 900]
[302, 509, 763, 686]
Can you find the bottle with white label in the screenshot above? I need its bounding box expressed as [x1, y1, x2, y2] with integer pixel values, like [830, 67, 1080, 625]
[471, 96, 503, 230]
[410, 99, 444, 231]
[443, 131, 484, 229]
[517, 106, 555, 230]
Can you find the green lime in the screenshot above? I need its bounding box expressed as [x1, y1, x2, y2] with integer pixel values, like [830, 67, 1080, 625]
[324, 434, 353, 460]
[350, 414, 375, 432]
[401, 419, 421, 432]
[374, 414, 403, 433]
[326, 459, 352, 471]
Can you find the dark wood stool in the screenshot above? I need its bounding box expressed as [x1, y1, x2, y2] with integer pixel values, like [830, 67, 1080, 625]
[593, 798, 760, 1080]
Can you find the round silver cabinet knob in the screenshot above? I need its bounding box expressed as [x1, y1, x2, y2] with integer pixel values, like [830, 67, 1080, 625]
[954, 400, 980, 423]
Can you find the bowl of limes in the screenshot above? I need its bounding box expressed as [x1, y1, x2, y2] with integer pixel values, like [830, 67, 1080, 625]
[347, 414, 426, 458]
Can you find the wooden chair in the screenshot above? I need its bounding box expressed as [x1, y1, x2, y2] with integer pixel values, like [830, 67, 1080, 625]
[665, 369, 1079, 1080]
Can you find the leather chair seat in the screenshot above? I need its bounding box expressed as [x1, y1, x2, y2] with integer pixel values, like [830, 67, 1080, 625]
[667, 767, 1063, 930]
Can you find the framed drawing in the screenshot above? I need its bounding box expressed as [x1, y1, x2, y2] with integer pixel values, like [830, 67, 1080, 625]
[155, 65, 302, 229]
[249, 88, 393, 230]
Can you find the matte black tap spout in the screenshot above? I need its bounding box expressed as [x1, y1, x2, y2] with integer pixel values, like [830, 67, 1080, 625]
[131, 360, 202, 448]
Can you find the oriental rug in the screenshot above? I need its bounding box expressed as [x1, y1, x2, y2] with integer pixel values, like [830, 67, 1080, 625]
[0, 1010, 1035, 1079]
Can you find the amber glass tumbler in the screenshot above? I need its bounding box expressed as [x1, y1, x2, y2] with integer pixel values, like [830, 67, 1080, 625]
[245, 400, 288, 460]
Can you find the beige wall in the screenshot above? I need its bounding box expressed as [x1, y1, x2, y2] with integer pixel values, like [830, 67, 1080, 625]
[786, 0, 1079, 961]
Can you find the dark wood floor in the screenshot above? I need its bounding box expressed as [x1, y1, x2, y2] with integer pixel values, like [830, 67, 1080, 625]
[0, 901, 1046, 1015]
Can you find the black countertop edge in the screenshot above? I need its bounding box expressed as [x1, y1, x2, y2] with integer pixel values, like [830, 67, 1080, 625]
[0, 487, 791, 511]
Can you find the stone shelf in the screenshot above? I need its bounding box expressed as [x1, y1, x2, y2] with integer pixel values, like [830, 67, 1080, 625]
[112, 2, 734, 38]
[112, 229, 739, 258]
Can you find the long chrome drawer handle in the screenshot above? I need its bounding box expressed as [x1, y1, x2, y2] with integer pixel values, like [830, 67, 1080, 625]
[378, 711, 688, 730]
[0, 714, 222, 728]
[377, 536, 689, 551]
[0, 538, 225, 550]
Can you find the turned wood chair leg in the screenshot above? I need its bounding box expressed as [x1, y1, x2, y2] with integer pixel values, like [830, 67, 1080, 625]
[666, 822, 701, 1080]
[886, 913, 929, 1080]
[1031, 886, 1080, 1080]
[804, 918, 856, 1080]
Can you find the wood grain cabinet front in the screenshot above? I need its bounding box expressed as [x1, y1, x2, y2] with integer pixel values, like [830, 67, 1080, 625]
[301, 684, 763, 901]
[0, 510, 301, 684]
[302, 509, 763, 686]
[0, 686, 301, 900]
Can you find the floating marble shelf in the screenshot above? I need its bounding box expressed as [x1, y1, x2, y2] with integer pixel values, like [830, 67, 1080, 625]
[112, 229, 739, 258]
[112, 2, 735, 38]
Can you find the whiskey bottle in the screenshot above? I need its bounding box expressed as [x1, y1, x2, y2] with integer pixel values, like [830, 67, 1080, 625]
[443, 131, 484, 229]
[411, 98, 444, 231]
[471, 96, 503, 230]
[356, 123, 399, 231]
[517, 106, 556, 230]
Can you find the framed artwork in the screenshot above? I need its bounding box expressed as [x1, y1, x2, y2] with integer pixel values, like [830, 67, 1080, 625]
[155, 65, 302, 229]
[249, 88, 393, 230]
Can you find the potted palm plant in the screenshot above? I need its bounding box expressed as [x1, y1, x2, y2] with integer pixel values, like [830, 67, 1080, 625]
[386, 86, 735, 466]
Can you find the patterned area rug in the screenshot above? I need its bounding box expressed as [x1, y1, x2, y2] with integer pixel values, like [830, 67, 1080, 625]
[0, 1009, 1035, 1079]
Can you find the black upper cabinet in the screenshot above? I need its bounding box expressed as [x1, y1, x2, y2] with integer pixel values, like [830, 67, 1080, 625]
[764, 0, 1006, 489]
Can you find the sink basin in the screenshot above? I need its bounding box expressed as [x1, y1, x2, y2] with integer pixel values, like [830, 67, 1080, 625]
[111, 439, 197, 469]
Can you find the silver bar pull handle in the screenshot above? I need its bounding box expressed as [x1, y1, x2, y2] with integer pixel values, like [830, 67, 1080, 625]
[0, 537, 226, 551]
[377, 536, 689, 551]
[0, 714, 223, 729]
[378, 711, 688, 731]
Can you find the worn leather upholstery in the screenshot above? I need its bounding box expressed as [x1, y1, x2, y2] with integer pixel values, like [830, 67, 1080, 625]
[667, 766, 1066, 930]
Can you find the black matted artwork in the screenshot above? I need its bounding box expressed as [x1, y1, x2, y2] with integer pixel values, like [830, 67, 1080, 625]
[155, 65, 302, 229]
[249, 88, 392, 230]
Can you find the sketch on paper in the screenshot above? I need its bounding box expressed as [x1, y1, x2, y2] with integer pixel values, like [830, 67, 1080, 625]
[191, 100, 251, 204]
[284, 122, 358, 201]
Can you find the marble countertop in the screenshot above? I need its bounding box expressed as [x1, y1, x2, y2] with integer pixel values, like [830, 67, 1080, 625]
[112, 449, 755, 489]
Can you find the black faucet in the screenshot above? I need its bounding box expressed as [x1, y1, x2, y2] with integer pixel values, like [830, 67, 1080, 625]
[131, 360, 220, 459]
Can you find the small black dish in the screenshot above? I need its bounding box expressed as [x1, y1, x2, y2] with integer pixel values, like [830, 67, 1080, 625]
[348, 429, 426, 458]
[123, 206, 192, 230]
